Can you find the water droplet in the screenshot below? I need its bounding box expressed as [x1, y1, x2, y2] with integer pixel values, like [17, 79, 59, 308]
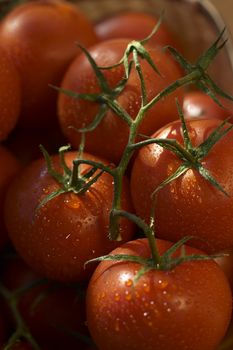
[101, 292, 106, 299]
[65, 233, 71, 239]
[167, 308, 171, 313]
[125, 290, 132, 301]
[115, 319, 120, 332]
[114, 293, 120, 301]
[125, 279, 133, 287]
[143, 311, 149, 317]
[143, 283, 150, 293]
[158, 280, 168, 289]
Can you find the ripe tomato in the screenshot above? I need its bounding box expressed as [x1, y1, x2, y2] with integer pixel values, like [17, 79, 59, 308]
[95, 11, 180, 49]
[58, 39, 184, 163]
[0, 146, 21, 250]
[0, 46, 21, 141]
[1, 256, 90, 350]
[130, 118, 233, 253]
[0, 0, 98, 129]
[4, 151, 134, 282]
[86, 238, 232, 350]
[183, 90, 232, 121]
[215, 249, 233, 292]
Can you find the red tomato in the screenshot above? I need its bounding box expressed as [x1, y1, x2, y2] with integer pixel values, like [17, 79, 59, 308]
[0, 46, 21, 141]
[95, 11, 180, 49]
[215, 249, 233, 292]
[4, 151, 134, 282]
[86, 238, 232, 350]
[0, 0, 98, 129]
[130, 118, 233, 253]
[58, 39, 184, 163]
[183, 90, 232, 121]
[1, 256, 90, 350]
[0, 146, 21, 250]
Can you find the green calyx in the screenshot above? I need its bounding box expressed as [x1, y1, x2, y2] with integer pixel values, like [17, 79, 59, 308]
[37, 141, 113, 210]
[150, 101, 233, 197]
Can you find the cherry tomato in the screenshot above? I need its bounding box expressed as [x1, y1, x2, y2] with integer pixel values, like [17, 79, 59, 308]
[0, 146, 21, 250]
[0, 0, 98, 129]
[0, 46, 21, 141]
[130, 118, 233, 253]
[4, 151, 134, 282]
[1, 256, 90, 350]
[95, 11, 180, 49]
[58, 38, 184, 163]
[86, 238, 232, 350]
[183, 90, 232, 121]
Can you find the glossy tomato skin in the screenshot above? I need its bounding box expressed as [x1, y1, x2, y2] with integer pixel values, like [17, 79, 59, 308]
[1, 256, 90, 350]
[0, 0, 97, 129]
[86, 238, 232, 350]
[183, 91, 232, 121]
[130, 118, 233, 253]
[4, 151, 134, 282]
[95, 11, 180, 49]
[0, 146, 21, 250]
[215, 249, 233, 291]
[58, 39, 184, 164]
[0, 46, 21, 141]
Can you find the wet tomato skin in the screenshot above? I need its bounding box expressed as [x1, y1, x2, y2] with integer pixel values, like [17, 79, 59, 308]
[86, 238, 232, 350]
[0, 0, 97, 129]
[130, 118, 233, 253]
[58, 38, 184, 164]
[4, 151, 134, 282]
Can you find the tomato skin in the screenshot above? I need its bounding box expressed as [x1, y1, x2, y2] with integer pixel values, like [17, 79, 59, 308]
[215, 250, 233, 292]
[0, 0, 97, 129]
[183, 91, 232, 121]
[0, 46, 21, 141]
[95, 11, 179, 49]
[130, 118, 233, 253]
[86, 238, 232, 350]
[58, 39, 184, 163]
[4, 151, 134, 282]
[0, 146, 21, 250]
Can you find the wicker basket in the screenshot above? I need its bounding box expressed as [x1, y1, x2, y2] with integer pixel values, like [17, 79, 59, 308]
[75, 0, 233, 95]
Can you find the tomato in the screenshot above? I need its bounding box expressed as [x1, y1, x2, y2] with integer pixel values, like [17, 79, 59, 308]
[0, 0, 98, 129]
[0, 146, 21, 250]
[0, 46, 21, 141]
[58, 38, 184, 163]
[86, 238, 232, 350]
[215, 249, 233, 292]
[130, 118, 233, 253]
[1, 256, 91, 350]
[4, 151, 134, 282]
[183, 90, 232, 121]
[95, 11, 180, 49]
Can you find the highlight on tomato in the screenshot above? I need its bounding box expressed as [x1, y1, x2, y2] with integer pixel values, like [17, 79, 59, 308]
[130, 117, 233, 253]
[4, 149, 134, 282]
[0, 0, 98, 129]
[58, 38, 184, 164]
[183, 90, 232, 121]
[86, 238, 232, 350]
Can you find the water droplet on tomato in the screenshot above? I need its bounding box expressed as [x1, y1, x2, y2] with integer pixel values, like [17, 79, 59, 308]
[125, 279, 133, 287]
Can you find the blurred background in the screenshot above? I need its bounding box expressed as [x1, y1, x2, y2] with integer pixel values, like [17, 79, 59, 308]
[211, 0, 233, 33]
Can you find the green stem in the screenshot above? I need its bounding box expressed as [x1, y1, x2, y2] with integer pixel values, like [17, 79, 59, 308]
[0, 283, 40, 350]
[113, 209, 161, 266]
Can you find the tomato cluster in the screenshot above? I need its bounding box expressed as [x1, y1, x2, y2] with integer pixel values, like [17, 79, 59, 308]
[0, 1, 233, 350]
